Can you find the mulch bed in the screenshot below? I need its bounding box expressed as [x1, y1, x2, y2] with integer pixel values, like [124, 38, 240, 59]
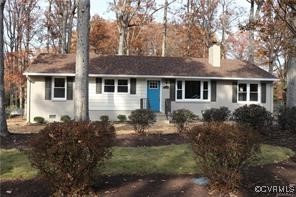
[1, 130, 296, 197]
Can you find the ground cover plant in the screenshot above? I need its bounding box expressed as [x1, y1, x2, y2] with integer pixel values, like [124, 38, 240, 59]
[27, 121, 115, 196]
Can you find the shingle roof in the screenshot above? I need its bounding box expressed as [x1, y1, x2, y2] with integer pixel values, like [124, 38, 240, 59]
[24, 53, 276, 79]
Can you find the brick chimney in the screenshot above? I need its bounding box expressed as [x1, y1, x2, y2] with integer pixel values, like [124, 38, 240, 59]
[208, 43, 221, 67]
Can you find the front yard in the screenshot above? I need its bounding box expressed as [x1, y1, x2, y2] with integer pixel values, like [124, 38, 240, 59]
[1, 144, 294, 180]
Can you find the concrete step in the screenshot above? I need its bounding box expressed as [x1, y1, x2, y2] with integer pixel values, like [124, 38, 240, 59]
[155, 113, 169, 123]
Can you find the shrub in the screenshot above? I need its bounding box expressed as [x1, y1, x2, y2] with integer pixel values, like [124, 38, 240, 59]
[60, 115, 71, 123]
[187, 123, 259, 192]
[28, 121, 115, 196]
[172, 109, 195, 133]
[232, 104, 273, 134]
[117, 114, 127, 122]
[33, 116, 45, 124]
[278, 107, 296, 133]
[202, 107, 231, 122]
[100, 115, 109, 122]
[129, 109, 156, 134]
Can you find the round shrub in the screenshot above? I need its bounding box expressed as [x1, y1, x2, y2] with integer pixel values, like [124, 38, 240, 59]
[202, 107, 231, 122]
[117, 114, 127, 122]
[172, 109, 195, 133]
[278, 107, 296, 133]
[232, 104, 273, 134]
[28, 121, 115, 196]
[187, 123, 259, 192]
[33, 116, 45, 124]
[100, 115, 109, 122]
[60, 115, 71, 123]
[129, 109, 156, 134]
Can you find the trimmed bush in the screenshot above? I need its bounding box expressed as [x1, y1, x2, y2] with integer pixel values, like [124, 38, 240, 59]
[202, 107, 231, 122]
[232, 104, 273, 134]
[33, 116, 45, 124]
[117, 114, 127, 122]
[28, 121, 115, 196]
[278, 107, 296, 133]
[187, 123, 259, 192]
[60, 115, 71, 123]
[172, 109, 195, 133]
[129, 109, 156, 134]
[100, 115, 109, 122]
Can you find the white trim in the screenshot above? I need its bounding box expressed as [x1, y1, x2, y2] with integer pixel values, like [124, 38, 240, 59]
[24, 72, 277, 81]
[175, 79, 211, 102]
[52, 77, 67, 101]
[102, 78, 130, 94]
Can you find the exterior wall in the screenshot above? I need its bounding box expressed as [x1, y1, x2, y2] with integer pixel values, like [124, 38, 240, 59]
[171, 80, 273, 117]
[27, 76, 274, 122]
[27, 76, 74, 123]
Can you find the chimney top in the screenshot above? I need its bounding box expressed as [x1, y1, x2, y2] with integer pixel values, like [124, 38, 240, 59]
[208, 44, 221, 67]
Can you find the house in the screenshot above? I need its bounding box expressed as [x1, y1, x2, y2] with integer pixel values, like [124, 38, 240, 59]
[23, 44, 277, 123]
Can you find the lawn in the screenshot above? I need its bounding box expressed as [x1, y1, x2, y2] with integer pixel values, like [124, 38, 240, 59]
[0, 144, 295, 180]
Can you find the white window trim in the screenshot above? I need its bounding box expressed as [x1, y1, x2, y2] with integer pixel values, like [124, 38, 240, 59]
[52, 77, 67, 101]
[237, 82, 261, 104]
[175, 80, 211, 102]
[103, 78, 130, 94]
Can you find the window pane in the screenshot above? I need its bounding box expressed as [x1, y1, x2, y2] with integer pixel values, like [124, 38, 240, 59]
[250, 84, 258, 92]
[239, 84, 247, 92]
[238, 93, 247, 101]
[118, 86, 128, 93]
[250, 93, 258, 101]
[118, 80, 128, 85]
[203, 91, 208, 100]
[203, 81, 208, 90]
[177, 90, 182, 99]
[54, 88, 65, 98]
[149, 81, 158, 89]
[177, 81, 182, 89]
[104, 86, 114, 92]
[185, 81, 200, 99]
[54, 78, 65, 87]
[105, 79, 114, 85]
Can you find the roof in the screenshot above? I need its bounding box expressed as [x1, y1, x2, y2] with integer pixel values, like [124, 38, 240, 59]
[24, 53, 276, 80]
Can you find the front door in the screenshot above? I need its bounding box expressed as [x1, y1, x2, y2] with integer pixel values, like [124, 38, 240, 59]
[147, 80, 160, 112]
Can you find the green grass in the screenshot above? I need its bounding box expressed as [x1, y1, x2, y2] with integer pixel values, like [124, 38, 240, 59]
[0, 144, 295, 180]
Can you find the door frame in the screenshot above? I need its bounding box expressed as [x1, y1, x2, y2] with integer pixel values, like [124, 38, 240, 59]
[146, 79, 162, 112]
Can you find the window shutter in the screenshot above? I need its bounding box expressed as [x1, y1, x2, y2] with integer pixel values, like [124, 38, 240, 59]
[45, 77, 52, 100]
[261, 82, 267, 103]
[96, 78, 102, 94]
[130, 78, 136, 94]
[67, 77, 74, 100]
[211, 80, 217, 102]
[232, 81, 237, 103]
[170, 79, 176, 101]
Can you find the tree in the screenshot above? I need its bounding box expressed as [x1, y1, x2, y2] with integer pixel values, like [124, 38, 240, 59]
[161, 0, 168, 57]
[0, 0, 9, 137]
[74, 0, 90, 121]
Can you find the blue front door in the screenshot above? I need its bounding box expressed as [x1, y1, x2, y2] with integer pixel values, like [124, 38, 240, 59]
[147, 80, 160, 112]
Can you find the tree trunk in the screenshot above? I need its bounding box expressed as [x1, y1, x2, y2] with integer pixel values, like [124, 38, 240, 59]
[0, 0, 9, 137]
[161, 0, 168, 57]
[248, 0, 255, 63]
[118, 25, 127, 55]
[61, 7, 68, 54]
[74, 0, 90, 121]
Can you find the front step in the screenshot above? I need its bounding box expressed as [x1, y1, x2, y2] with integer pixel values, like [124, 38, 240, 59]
[155, 113, 169, 124]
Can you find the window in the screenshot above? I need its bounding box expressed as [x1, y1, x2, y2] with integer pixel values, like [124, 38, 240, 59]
[149, 81, 158, 89]
[177, 81, 182, 99]
[117, 79, 128, 93]
[237, 83, 259, 102]
[238, 83, 247, 101]
[176, 80, 210, 101]
[104, 79, 115, 92]
[53, 77, 66, 100]
[185, 81, 200, 99]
